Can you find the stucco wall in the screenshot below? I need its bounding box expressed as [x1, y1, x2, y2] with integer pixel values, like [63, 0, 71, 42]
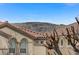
[0, 36, 8, 55]
[33, 45, 46, 55]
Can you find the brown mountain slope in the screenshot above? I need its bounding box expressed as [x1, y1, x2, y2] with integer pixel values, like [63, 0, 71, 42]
[12, 22, 66, 33]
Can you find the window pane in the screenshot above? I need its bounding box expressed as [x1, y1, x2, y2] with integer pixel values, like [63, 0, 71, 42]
[20, 49, 26, 53]
[9, 38, 16, 53]
[9, 48, 15, 53]
[61, 40, 63, 46]
[20, 40, 26, 49]
[41, 41, 43, 44]
[68, 41, 70, 45]
[20, 39, 27, 54]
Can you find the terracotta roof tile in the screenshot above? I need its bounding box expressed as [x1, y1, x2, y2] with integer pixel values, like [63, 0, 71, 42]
[0, 21, 5, 25]
[11, 24, 45, 38]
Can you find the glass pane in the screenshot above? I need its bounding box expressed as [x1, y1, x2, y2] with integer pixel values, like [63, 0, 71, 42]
[9, 38, 16, 53]
[20, 49, 26, 53]
[68, 41, 70, 45]
[20, 39, 27, 53]
[61, 40, 63, 46]
[9, 48, 15, 53]
[20, 40, 26, 49]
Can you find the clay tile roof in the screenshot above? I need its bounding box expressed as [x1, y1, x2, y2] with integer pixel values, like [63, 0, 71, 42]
[11, 24, 45, 38]
[0, 21, 5, 25]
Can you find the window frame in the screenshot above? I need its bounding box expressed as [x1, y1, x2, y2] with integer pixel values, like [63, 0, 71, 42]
[20, 38, 28, 54]
[9, 38, 17, 54]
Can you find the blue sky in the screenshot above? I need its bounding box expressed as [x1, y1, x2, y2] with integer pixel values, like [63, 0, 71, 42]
[0, 3, 79, 25]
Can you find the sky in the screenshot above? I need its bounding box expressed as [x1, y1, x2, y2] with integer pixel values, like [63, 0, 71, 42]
[0, 3, 79, 25]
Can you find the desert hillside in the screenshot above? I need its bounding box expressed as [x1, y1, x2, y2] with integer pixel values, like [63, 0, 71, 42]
[12, 22, 66, 33]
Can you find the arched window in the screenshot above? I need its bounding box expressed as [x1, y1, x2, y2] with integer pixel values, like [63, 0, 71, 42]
[20, 38, 28, 54]
[9, 38, 16, 54]
[61, 40, 63, 46]
[68, 40, 70, 45]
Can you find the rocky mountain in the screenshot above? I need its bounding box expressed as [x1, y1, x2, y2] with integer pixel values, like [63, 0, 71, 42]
[12, 22, 66, 33]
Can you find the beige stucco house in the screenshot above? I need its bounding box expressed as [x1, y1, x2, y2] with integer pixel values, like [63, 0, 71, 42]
[0, 21, 47, 55]
[0, 21, 78, 55]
